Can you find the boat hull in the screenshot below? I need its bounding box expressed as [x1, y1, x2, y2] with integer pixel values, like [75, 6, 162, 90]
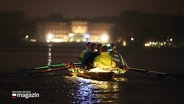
[77, 72, 115, 81]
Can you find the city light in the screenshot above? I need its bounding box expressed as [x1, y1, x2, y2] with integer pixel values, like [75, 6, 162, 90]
[84, 33, 90, 38]
[84, 33, 90, 42]
[123, 41, 127, 46]
[77, 39, 81, 42]
[25, 35, 29, 39]
[68, 33, 74, 37]
[47, 33, 54, 42]
[101, 34, 109, 43]
[30, 39, 37, 42]
[144, 40, 175, 48]
[144, 43, 150, 47]
[131, 37, 134, 41]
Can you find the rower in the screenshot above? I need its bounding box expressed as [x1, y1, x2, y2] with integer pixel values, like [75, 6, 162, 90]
[93, 45, 116, 70]
[79, 42, 91, 60]
[109, 43, 129, 70]
[81, 43, 98, 70]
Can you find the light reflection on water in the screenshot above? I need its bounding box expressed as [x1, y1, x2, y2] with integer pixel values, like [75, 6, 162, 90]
[48, 44, 52, 66]
[63, 76, 127, 104]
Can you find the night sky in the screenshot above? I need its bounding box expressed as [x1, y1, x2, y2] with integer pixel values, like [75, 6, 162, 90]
[1, 0, 184, 18]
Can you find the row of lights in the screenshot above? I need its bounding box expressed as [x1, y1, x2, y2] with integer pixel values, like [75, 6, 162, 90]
[144, 38, 173, 47]
[145, 41, 167, 47]
[46, 33, 109, 43]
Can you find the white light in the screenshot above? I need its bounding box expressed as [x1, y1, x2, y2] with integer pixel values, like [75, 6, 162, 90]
[30, 39, 37, 42]
[149, 41, 152, 45]
[25, 35, 29, 39]
[161, 43, 164, 46]
[152, 42, 155, 45]
[84, 33, 90, 38]
[145, 43, 150, 47]
[47, 33, 53, 40]
[170, 38, 173, 42]
[131, 37, 134, 41]
[101, 34, 109, 43]
[47, 33, 54, 42]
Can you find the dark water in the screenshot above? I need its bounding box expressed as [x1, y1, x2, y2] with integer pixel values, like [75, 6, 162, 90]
[0, 43, 184, 104]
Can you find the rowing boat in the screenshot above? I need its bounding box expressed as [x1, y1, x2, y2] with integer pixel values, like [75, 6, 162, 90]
[30, 63, 127, 81]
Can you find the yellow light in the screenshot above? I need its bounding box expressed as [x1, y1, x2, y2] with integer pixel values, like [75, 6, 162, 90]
[69, 33, 74, 37]
[123, 41, 126, 46]
[69, 39, 73, 42]
[64, 36, 67, 39]
[52, 38, 63, 42]
[77, 39, 81, 42]
[89, 68, 111, 72]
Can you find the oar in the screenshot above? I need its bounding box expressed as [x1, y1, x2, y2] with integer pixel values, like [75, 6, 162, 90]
[15, 63, 70, 76]
[129, 67, 174, 79]
[31, 63, 68, 70]
[32, 66, 69, 73]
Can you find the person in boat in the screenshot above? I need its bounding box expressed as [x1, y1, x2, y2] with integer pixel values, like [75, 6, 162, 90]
[109, 43, 129, 70]
[93, 45, 116, 70]
[95, 43, 102, 55]
[81, 43, 99, 69]
[79, 42, 91, 60]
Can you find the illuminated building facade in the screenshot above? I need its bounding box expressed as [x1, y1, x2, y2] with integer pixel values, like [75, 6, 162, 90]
[36, 21, 114, 43]
[69, 21, 88, 42]
[36, 22, 70, 42]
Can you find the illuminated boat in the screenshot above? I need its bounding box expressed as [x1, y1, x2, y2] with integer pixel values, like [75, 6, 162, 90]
[30, 63, 127, 80]
[70, 63, 127, 81]
[77, 71, 115, 81]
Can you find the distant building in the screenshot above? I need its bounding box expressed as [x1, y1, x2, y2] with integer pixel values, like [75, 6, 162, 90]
[36, 20, 114, 43]
[36, 22, 70, 42]
[69, 21, 88, 42]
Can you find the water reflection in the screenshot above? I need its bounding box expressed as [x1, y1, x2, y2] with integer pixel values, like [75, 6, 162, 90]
[48, 44, 52, 66]
[64, 76, 127, 104]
